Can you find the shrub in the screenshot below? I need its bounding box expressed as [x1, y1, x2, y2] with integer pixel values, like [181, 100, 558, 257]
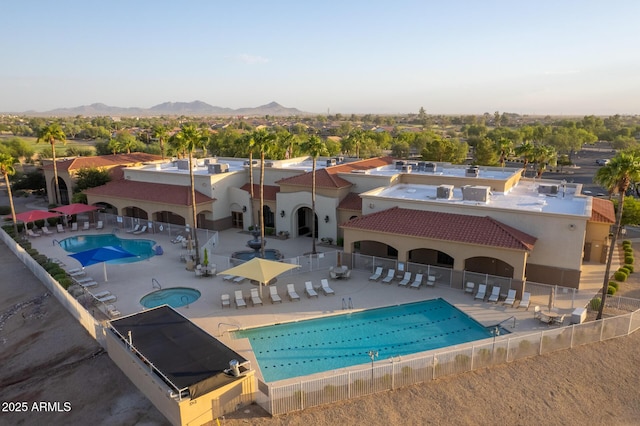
[33, 254, 48, 264]
[622, 239, 631, 246]
[609, 281, 619, 290]
[625, 264, 634, 273]
[0, 205, 11, 215]
[590, 297, 602, 311]
[619, 266, 631, 275]
[57, 277, 73, 289]
[614, 270, 628, 281]
[26, 248, 39, 256]
[625, 256, 634, 264]
[607, 285, 617, 295]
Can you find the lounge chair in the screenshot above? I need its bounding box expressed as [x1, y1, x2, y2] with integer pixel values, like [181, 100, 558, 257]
[221, 294, 230, 308]
[233, 276, 246, 284]
[106, 304, 121, 318]
[79, 280, 98, 288]
[82, 221, 90, 231]
[234, 290, 247, 308]
[488, 286, 501, 302]
[70, 222, 78, 232]
[475, 284, 487, 300]
[171, 235, 185, 244]
[320, 279, 334, 295]
[96, 221, 104, 230]
[269, 286, 282, 304]
[398, 272, 412, 286]
[369, 267, 383, 281]
[464, 281, 475, 294]
[56, 224, 65, 233]
[126, 224, 140, 234]
[92, 290, 111, 299]
[305, 281, 318, 298]
[133, 225, 147, 235]
[222, 274, 235, 281]
[250, 288, 263, 306]
[381, 269, 395, 284]
[27, 229, 41, 238]
[426, 275, 436, 287]
[287, 284, 300, 301]
[97, 294, 117, 303]
[49, 257, 65, 266]
[518, 292, 531, 309]
[73, 276, 94, 284]
[68, 269, 86, 278]
[502, 289, 517, 306]
[41, 226, 53, 235]
[409, 273, 423, 289]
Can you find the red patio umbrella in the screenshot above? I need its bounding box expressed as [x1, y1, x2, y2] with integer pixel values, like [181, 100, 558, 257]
[51, 203, 100, 215]
[7, 209, 61, 223]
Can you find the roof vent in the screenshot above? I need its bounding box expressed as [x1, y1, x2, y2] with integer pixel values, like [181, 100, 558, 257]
[208, 163, 229, 174]
[401, 164, 412, 173]
[437, 184, 454, 199]
[465, 166, 480, 177]
[395, 160, 407, 170]
[326, 158, 336, 167]
[538, 184, 559, 195]
[462, 185, 490, 202]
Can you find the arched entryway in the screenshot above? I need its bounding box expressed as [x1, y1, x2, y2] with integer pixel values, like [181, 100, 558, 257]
[153, 211, 186, 226]
[353, 240, 398, 260]
[53, 177, 69, 205]
[123, 206, 148, 220]
[408, 248, 454, 268]
[465, 256, 514, 278]
[262, 206, 275, 229]
[296, 207, 318, 237]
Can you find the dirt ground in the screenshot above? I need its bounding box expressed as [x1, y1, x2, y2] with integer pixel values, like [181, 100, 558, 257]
[1, 238, 639, 426]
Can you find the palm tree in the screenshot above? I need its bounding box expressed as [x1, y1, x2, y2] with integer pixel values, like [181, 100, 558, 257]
[495, 137, 513, 167]
[172, 124, 208, 265]
[0, 154, 18, 235]
[514, 141, 535, 175]
[300, 135, 328, 254]
[242, 132, 257, 228]
[36, 123, 67, 204]
[594, 152, 640, 320]
[152, 125, 169, 160]
[345, 128, 366, 158]
[250, 129, 276, 258]
[531, 145, 557, 178]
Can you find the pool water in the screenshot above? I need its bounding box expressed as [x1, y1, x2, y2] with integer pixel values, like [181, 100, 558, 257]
[235, 298, 492, 382]
[140, 287, 201, 309]
[59, 234, 156, 263]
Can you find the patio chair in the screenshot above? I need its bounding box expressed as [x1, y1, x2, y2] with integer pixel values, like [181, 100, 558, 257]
[92, 290, 111, 299]
[474, 284, 487, 300]
[410, 273, 423, 289]
[518, 292, 531, 309]
[381, 269, 395, 284]
[250, 288, 263, 306]
[41, 226, 54, 235]
[222, 274, 235, 281]
[330, 270, 338, 279]
[287, 284, 300, 301]
[82, 221, 90, 231]
[70, 222, 78, 232]
[27, 229, 41, 238]
[305, 281, 318, 298]
[133, 225, 147, 235]
[96, 221, 104, 230]
[233, 276, 246, 284]
[320, 279, 335, 295]
[369, 267, 383, 281]
[343, 270, 351, 279]
[221, 294, 231, 308]
[79, 280, 98, 288]
[398, 272, 412, 287]
[464, 281, 475, 294]
[126, 224, 140, 234]
[171, 235, 184, 244]
[56, 224, 65, 233]
[195, 264, 204, 278]
[269, 286, 282, 304]
[502, 289, 517, 306]
[533, 305, 542, 319]
[426, 275, 436, 287]
[488, 286, 501, 303]
[234, 290, 247, 308]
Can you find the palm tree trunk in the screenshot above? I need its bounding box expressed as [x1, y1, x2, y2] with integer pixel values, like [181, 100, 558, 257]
[51, 140, 61, 204]
[311, 158, 317, 254]
[4, 173, 18, 235]
[249, 151, 255, 227]
[189, 152, 200, 265]
[597, 193, 624, 320]
[260, 151, 265, 258]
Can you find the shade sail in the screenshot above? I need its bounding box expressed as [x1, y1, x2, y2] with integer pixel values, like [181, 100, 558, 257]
[218, 257, 300, 297]
[51, 203, 100, 215]
[68, 245, 137, 281]
[8, 209, 61, 223]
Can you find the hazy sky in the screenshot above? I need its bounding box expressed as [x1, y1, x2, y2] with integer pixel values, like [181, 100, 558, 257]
[2, 0, 639, 115]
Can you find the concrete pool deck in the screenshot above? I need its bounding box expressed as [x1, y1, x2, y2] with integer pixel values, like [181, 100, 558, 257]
[28, 226, 618, 384]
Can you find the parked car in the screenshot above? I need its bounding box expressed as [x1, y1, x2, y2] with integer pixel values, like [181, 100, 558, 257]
[596, 159, 610, 166]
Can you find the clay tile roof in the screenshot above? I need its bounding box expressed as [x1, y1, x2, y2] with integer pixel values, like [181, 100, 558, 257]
[240, 184, 279, 201]
[590, 197, 615, 223]
[276, 168, 352, 189]
[43, 153, 163, 172]
[341, 207, 537, 251]
[328, 156, 395, 174]
[84, 180, 213, 206]
[338, 192, 362, 211]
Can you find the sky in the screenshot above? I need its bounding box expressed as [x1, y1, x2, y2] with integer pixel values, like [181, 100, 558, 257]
[2, 0, 639, 115]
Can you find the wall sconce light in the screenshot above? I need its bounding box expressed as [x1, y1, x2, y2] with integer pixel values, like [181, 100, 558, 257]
[324, 215, 330, 223]
[569, 224, 575, 230]
[369, 203, 374, 209]
[280, 210, 285, 218]
[242, 206, 247, 212]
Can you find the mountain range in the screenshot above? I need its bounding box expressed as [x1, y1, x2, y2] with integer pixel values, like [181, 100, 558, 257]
[18, 101, 309, 117]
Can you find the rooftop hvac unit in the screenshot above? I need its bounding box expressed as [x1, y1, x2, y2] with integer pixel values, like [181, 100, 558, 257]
[462, 185, 491, 202]
[538, 184, 559, 195]
[336, 156, 344, 163]
[176, 159, 190, 170]
[243, 160, 258, 166]
[401, 165, 412, 173]
[425, 162, 437, 173]
[204, 158, 217, 165]
[326, 158, 336, 167]
[395, 160, 407, 170]
[437, 184, 454, 199]
[465, 166, 480, 177]
[208, 163, 229, 174]
[416, 161, 426, 171]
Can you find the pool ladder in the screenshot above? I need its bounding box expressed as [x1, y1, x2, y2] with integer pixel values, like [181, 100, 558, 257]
[152, 278, 162, 290]
[342, 297, 353, 310]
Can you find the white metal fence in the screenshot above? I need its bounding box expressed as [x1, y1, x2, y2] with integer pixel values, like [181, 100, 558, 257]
[258, 309, 640, 416]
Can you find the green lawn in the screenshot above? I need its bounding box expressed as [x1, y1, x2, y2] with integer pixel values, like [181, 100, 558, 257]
[0, 135, 97, 155]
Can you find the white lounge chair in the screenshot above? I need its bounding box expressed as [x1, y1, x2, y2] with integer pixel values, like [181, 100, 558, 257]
[410, 274, 423, 289]
[503, 289, 517, 306]
[79, 280, 98, 288]
[70, 222, 78, 232]
[269, 286, 282, 304]
[27, 229, 41, 238]
[222, 274, 235, 281]
[465, 281, 475, 294]
[82, 221, 90, 231]
[234, 290, 247, 308]
[96, 221, 104, 230]
[41, 226, 54, 235]
[305, 281, 318, 298]
[369, 267, 383, 281]
[68, 269, 86, 278]
[250, 288, 263, 306]
[126, 224, 140, 234]
[398, 272, 412, 286]
[488, 286, 501, 302]
[171, 235, 185, 244]
[475, 284, 487, 300]
[426, 275, 436, 287]
[382, 269, 395, 284]
[287, 284, 300, 301]
[518, 292, 531, 309]
[320, 279, 334, 295]
[56, 224, 65, 233]
[92, 290, 111, 299]
[233, 276, 246, 284]
[97, 294, 117, 303]
[133, 225, 147, 234]
[221, 294, 230, 308]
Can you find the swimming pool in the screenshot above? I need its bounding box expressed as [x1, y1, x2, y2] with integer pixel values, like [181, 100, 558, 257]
[140, 287, 201, 309]
[234, 298, 492, 382]
[59, 234, 156, 263]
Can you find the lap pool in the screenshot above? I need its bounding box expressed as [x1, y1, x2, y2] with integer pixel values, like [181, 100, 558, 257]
[234, 298, 493, 382]
[58, 234, 156, 263]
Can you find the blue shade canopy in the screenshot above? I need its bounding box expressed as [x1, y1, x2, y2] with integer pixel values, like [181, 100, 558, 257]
[68, 245, 137, 267]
